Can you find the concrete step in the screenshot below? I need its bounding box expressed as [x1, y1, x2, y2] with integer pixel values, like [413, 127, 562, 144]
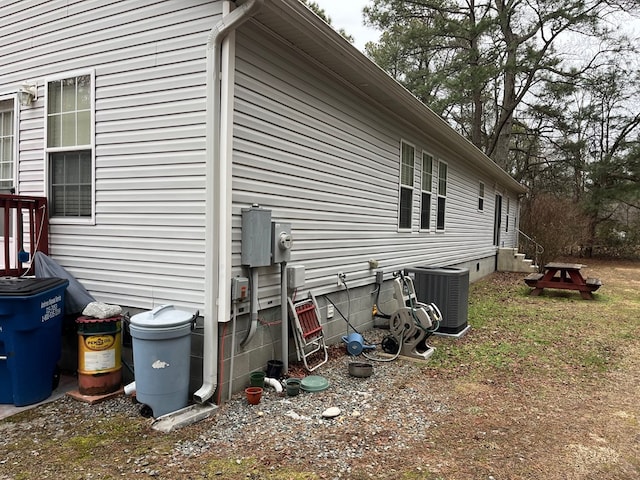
[497, 247, 538, 273]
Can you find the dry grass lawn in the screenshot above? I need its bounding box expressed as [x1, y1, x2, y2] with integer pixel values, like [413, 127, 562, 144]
[421, 258, 640, 479]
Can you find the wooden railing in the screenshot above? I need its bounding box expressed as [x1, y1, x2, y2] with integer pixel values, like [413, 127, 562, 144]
[0, 194, 49, 276]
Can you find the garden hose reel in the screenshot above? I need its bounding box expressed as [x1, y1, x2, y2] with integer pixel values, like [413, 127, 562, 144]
[386, 273, 442, 361]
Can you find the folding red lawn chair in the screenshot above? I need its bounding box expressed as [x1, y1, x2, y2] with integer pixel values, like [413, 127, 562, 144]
[287, 293, 328, 372]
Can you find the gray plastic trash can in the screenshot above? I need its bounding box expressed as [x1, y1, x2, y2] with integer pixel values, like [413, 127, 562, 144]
[129, 305, 194, 418]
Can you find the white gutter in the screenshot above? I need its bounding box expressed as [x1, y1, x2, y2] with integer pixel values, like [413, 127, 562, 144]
[194, 0, 264, 405]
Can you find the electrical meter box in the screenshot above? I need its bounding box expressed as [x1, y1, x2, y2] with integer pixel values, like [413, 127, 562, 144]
[287, 265, 305, 289]
[241, 206, 272, 267]
[271, 222, 292, 264]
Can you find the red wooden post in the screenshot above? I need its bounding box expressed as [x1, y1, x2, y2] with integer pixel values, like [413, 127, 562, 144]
[0, 194, 49, 276]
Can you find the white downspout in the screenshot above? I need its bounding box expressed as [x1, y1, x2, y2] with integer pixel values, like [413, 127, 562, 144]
[194, 0, 264, 405]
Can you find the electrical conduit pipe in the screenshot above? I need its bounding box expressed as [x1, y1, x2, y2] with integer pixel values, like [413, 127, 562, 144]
[195, 0, 264, 405]
[281, 261, 288, 373]
[240, 267, 259, 347]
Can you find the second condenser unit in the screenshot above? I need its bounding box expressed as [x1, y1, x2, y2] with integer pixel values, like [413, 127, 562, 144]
[403, 266, 470, 336]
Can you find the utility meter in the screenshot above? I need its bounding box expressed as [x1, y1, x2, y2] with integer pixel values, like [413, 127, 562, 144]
[271, 222, 292, 264]
[278, 231, 292, 250]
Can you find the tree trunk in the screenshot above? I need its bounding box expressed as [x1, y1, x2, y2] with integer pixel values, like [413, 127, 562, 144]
[468, 1, 484, 149]
[490, 0, 518, 170]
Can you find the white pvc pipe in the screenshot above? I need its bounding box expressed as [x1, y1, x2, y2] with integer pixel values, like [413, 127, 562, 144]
[263, 377, 283, 394]
[124, 381, 136, 396]
[195, 0, 264, 405]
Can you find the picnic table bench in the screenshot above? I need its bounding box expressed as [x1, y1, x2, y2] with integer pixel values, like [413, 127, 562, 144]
[524, 262, 602, 300]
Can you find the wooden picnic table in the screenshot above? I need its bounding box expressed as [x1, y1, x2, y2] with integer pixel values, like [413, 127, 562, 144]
[524, 262, 602, 300]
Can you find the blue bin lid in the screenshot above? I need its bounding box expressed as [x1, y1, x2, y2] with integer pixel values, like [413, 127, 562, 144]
[0, 277, 68, 296]
[130, 304, 194, 329]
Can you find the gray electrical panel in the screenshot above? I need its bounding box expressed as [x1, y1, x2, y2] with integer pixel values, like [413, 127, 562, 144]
[271, 222, 292, 264]
[241, 206, 272, 267]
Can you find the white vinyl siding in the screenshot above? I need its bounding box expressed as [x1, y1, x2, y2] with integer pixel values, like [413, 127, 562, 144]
[233, 26, 514, 302]
[0, 1, 220, 310]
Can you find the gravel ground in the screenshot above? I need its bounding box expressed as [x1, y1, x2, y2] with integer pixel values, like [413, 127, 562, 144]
[177, 344, 449, 474]
[1, 329, 451, 479]
[173, 328, 451, 477]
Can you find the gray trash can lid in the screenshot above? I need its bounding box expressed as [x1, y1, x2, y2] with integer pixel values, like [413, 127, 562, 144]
[130, 304, 194, 328]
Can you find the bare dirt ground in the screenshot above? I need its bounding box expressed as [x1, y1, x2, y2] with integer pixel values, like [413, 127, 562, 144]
[420, 258, 640, 480]
[1, 258, 639, 480]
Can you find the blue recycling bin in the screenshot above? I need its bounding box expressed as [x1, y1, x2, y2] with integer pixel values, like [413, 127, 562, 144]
[0, 277, 68, 406]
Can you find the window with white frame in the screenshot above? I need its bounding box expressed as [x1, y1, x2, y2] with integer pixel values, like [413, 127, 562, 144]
[436, 161, 447, 230]
[421, 151, 433, 230]
[478, 182, 485, 211]
[399, 141, 415, 229]
[46, 73, 94, 219]
[505, 197, 510, 232]
[0, 99, 15, 191]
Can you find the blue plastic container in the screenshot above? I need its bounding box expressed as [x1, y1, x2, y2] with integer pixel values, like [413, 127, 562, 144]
[0, 277, 68, 406]
[129, 305, 194, 418]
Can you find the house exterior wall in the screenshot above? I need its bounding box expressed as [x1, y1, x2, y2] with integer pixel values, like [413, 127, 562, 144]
[0, 1, 522, 315]
[217, 24, 523, 395]
[2, 1, 524, 398]
[1, 0, 221, 311]
[230, 24, 520, 302]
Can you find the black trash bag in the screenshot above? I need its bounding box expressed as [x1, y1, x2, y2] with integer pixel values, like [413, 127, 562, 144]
[33, 251, 95, 314]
